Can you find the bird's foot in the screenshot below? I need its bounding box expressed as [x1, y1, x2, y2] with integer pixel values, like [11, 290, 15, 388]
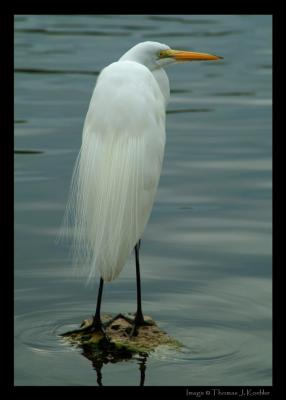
[104, 313, 136, 328]
[103, 312, 154, 338]
[127, 313, 154, 338]
[80, 318, 110, 344]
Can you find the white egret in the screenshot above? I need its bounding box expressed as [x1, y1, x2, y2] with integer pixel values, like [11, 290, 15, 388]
[64, 41, 222, 337]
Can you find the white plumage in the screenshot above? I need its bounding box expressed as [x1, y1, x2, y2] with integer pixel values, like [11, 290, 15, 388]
[66, 44, 167, 282]
[62, 41, 221, 283]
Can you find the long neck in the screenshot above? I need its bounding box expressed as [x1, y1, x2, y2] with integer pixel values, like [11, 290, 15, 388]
[119, 48, 157, 71]
[151, 68, 170, 107]
[119, 47, 170, 106]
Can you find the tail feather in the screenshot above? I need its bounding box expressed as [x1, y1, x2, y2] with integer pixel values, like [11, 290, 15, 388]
[62, 128, 154, 283]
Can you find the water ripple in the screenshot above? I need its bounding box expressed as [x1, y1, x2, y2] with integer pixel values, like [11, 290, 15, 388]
[147, 16, 218, 25]
[15, 308, 85, 354]
[167, 108, 213, 114]
[14, 68, 99, 76]
[143, 30, 241, 38]
[15, 307, 240, 368]
[15, 28, 130, 37]
[151, 321, 241, 365]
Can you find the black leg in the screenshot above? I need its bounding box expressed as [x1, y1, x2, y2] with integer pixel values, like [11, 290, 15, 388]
[134, 241, 145, 325]
[91, 277, 104, 331]
[129, 240, 153, 337]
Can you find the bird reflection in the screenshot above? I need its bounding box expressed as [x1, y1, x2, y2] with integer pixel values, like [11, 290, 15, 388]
[138, 355, 147, 386]
[80, 344, 148, 386]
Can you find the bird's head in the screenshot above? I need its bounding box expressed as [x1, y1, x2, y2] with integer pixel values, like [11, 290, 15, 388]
[119, 41, 223, 70]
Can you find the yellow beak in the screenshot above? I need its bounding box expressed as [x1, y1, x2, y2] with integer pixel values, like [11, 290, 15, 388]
[160, 49, 223, 61]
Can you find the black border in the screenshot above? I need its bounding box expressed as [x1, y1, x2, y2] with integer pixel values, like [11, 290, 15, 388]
[8, 7, 276, 397]
[1, 10, 14, 391]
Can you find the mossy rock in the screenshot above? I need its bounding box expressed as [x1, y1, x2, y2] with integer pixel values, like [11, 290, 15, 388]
[60, 313, 182, 357]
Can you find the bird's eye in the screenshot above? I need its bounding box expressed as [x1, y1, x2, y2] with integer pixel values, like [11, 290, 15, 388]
[159, 50, 170, 59]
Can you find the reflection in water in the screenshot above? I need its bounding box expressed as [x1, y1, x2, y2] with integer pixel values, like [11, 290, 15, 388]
[81, 344, 148, 386]
[138, 355, 147, 386]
